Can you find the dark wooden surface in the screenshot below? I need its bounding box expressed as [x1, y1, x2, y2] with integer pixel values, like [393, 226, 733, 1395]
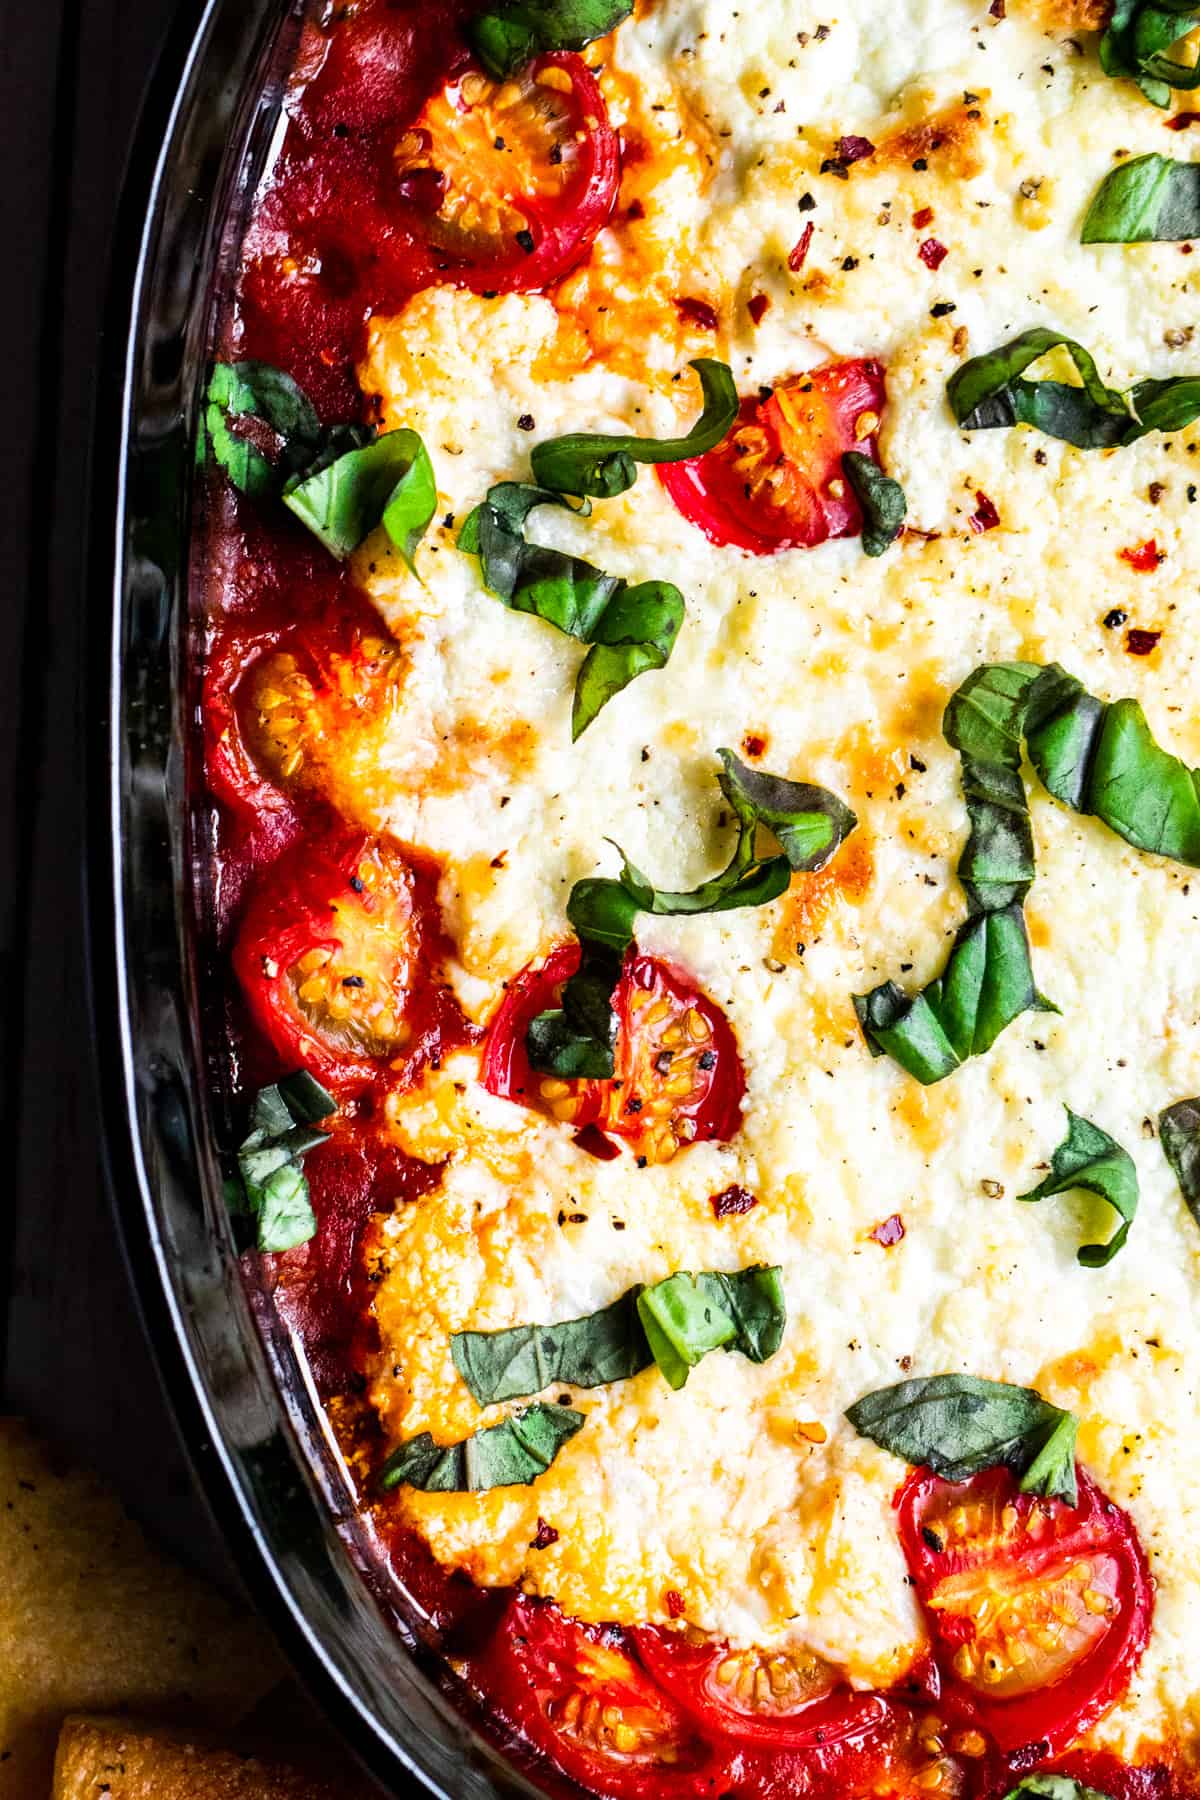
[0, 0, 242, 1588]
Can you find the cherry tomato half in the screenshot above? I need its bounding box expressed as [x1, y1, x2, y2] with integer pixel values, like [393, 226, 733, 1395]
[482, 945, 745, 1161]
[659, 360, 887, 554]
[897, 1466, 1153, 1759]
[632, 1628, 898, 1759]
[232, 826, 428, 1095]
[465, 1597, 727, 1799]
[393, 52, 620, 292]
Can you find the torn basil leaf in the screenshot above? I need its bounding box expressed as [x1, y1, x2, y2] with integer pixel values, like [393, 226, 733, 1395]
[1002, 1777, 1113, 1800]
[638, 1266, 786, 1390]
[452, 1264, 785, 1404]
[469, 0, 634, 80]
[1100, 0, 1200, 108]
[1161, 1096, 1200, 1224]
[1082, 152, 1200, 242]
[459, 482, 684, 738]
[284, 427, 437, 570]
[947, 327, 1200, 448]
[842, 451, 907, 556]
[452, 1288, 648, 1404]
[528, 750, 857, 1076]
[1020, 1108, 1139, 1266]
[855, 905, 1052, 1085]
[377, 1403, 585, 1493]
[530, 360, 738, 499]
[231, 1071, 336, 1254]
[204, 361, 322, 500]
[846, 1373, 1080, 1504]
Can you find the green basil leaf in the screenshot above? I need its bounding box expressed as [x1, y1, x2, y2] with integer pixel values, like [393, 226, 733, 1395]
[846, 1373, 1080, 1504]
[1020, 1107, 1139, 1266]
[948, 327, 1200, 446]
[636, 1266, 787, 1391]
[1082, 152, 1200, 242]
[1027, 689, 1200, 865]
[855, 904, 1050, 1085]
[452, 1288, 649, 1404]
[256, 1162, 319, 1255]
[284, 428, 437, 568]
[528, 751, 856, 1075]
[451, 1263, 785, 1405]
[841, 451, 907, 556]
[377, 1403, 586, 1493]
[460, 482, 684, 738]
[204, 361, 322, 499]
[233, 1072, 335, 1253]
[531, 360, 738, 499]
[1160, 1096, 1200, 1224]
[1002, 1777, 1113, 1800]
[469, 0, 633, 78]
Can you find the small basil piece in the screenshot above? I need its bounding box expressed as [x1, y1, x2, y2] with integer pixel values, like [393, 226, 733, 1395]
[1082, 152, 1200, 242]
[284, 427, 437, 570]
[231, 1071, 336, 1254]
[459, 482, 684, 739]
[451, 1263, 786, 1404]
[377, 1403, 586, 1493]
[841, 451, 907, 556]
[846, 1373, 1080, 1504]
[1100, 0, 1200, 108]
[948, 327, 1200, 448]
[1002, 1778, 1113, 1800]
[530, 360, 738, 499]
[452, 1288, 648, 1404]
[468, 0, 634, 79]
[1020, 1108, 1139, 1266]
[1160, 1096, 1200, 1224]
[636, 1266, 787, 1390]
[855, 905, 1051, 1085]
[204, 361, 322, 499]
[528, 749, 857, 1076]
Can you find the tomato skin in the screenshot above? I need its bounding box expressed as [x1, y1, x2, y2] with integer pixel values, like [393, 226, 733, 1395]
[659, 360, 887, 555]
[464, 1597, 732, 1799]
[232, 825, 431, 1096]
[632, 1628, 899, 1758]
[482, 945, 745, 1154]
[897, 1466, 1153, 1760]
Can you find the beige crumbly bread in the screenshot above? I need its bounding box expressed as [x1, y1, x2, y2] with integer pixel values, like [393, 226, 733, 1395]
[51, 1716, 379, 1800]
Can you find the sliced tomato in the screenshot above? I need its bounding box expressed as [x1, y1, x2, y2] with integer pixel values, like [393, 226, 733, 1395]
[393, 52, 619, 292]
[232, 826, 427, 1095]
[205, 609, 405, 820]
[482, 946, 745, 1160]
[632, 1629, 897, 1759]
[897, 1466, 1152, 1759]
[659, 360, 887, 554]
[465, 1597, 726, 1798]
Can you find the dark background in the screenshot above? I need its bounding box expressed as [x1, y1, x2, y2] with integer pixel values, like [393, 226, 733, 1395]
[1, 4, 239, 1585]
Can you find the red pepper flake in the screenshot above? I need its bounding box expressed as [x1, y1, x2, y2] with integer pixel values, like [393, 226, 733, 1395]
[1126, 627, 1163, 655]
[675, 296, 719, 331]
[835, 134, 875, 164]
[742, 732, 767, 758]
[710, 1184, 759, 1219]
[969, 491, 1000, 533]
[532, 1518, 560, 1550]
[572, 1124, 620, 1161]
[1119, 539, 1163, 571]
[665, 1590, 686, 1618]
[788, 222, 814, 271]
[870, 1213, 906, 1247]
[918, 237, 948, 270]
[1166, 111, 1200, 129]
[626, 197, 647, 220]
[989, 0, 1006, 14]
[912, 206, 935, 228]
[747, 292, 771, 325]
